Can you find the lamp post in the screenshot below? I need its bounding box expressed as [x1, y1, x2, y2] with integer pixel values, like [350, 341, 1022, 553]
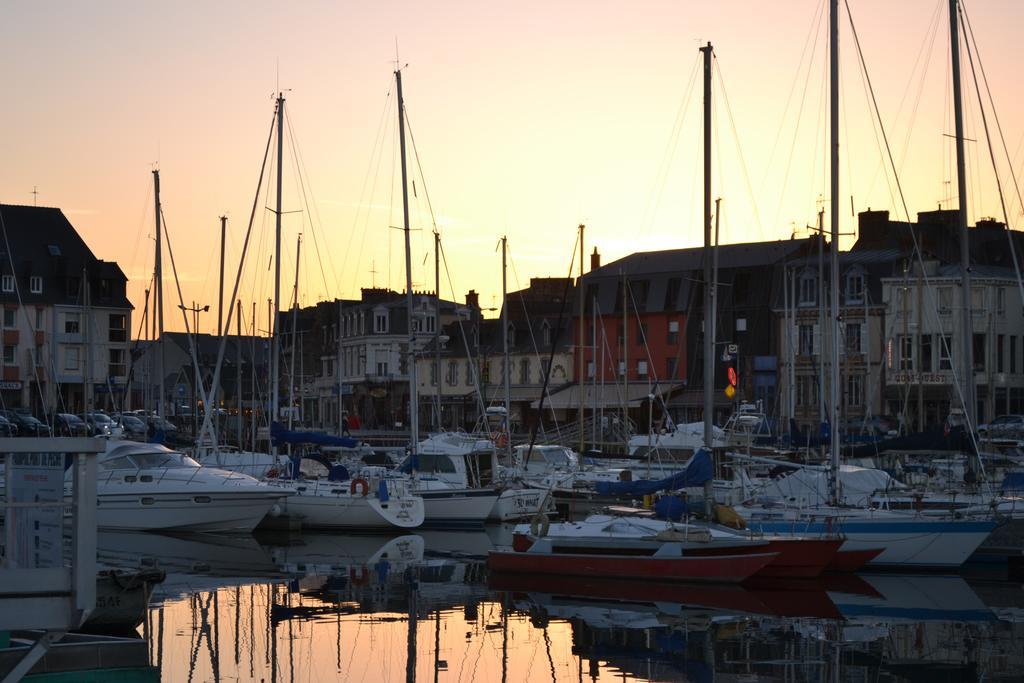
[179, 301, 209, 437]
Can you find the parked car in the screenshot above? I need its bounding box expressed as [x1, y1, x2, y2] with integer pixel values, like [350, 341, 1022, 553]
[977, 414, 1024, 438]
[0, 410, 51, 436]
[145, 415, 179, 432]
[54, 413, 90, 437]
[82, 412, 120, 437]
[0, 414, 18, 436]
[111, 413, 147, 440]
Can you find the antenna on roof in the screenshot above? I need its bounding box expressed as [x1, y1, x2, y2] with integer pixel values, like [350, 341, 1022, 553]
[31, 186, 38, 206]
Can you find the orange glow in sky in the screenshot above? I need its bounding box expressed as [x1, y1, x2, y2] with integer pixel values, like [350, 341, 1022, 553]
[2, 0, 1022, 332]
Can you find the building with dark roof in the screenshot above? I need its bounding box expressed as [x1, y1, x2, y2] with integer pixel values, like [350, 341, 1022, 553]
[0, 204, 132, 415]
[572, 237, 817, 437]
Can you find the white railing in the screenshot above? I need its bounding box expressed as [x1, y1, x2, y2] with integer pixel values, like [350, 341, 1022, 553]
[1, 437, 103, 635]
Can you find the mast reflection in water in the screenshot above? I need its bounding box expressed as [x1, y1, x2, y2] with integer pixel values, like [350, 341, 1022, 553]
[95, 531, 1024, 682]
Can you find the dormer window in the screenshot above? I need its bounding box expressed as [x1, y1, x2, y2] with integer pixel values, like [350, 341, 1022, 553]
[1, 275, 13, 293]
[373, 309, 388, 334]
[798, 270, 817, 306]
[541, 320, 552, 347]
[29, 276, 42, 294]
[845, 270, 865, 304]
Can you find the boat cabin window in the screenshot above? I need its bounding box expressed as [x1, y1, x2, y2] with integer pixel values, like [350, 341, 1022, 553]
[99, 456, 136, 471]
[413, 454, 457, 474]
[541, 449, 572, 467]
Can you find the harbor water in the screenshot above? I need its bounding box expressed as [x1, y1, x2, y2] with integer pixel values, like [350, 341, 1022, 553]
[97, 529, 1024, 682]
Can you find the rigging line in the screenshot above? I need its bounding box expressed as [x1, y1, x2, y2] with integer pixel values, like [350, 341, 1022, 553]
[127, 174, 154, 302]
[342, 80, 394, 297]
[521, 230, 579, 467]
[160, 207, 212, 410]
[285, 107, 337, 298]
[285, 115, 332, 300]
[402, 110, 441, 236]
[507, 246, 565, 433]
[772, 0, 827, 232]
[961, 0, 1024, 225]
[437, 239, 488, 422]
[861, 0, 943, 201]
[713, 55, 765, 238]
[0, 206, 67, 420]
[640, 53, 701, 238]
[846, 0, 980, 447]
[759, 0, 827, 195]
[959, 3, 1024, 310]
[193, 107, 277, 446]
[121, 271, 158, 415]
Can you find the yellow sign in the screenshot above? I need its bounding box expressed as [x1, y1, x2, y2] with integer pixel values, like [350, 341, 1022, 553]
[724, 384, 736, 399]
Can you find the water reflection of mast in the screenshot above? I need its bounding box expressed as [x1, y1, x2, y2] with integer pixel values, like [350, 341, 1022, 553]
[433, 609, 441, 683]
[501, 595, 509, 683]
[186, 591, 221, 683]
[406, 566, 419, 683]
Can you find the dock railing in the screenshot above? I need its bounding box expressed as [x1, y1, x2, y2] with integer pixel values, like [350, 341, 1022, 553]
[1, 437, 103, 635]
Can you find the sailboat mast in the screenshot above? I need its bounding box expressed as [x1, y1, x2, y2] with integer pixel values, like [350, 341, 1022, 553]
[288, 235, 301, 431]
[153, 169, 164, 419]
[701, 41, 714, 453]
[272, 94, 285, 442]
[434, 230, 442, 431]
[577, 224, 585, 454]
[701, 41, 714, 517]
[829, 0, 841, 501]
[218, 216, 227, 337]
[237, 299, 242, 449]
[502, 236, 511, 455]
[949, 0, 976, 429]
[396, 69, 420, 453]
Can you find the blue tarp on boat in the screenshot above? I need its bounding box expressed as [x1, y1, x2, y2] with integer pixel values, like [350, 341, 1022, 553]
[1001, 471, 1024, 493]
[271, 421, 359, 448]
[594, 448, 713, 496]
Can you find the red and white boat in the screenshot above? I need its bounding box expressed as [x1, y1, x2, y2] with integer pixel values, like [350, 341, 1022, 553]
[512, 512, 862, 578]
[488, 536, 777, 583]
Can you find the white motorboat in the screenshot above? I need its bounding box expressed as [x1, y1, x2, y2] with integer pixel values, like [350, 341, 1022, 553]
[410, 433, 542, 525]
[88, 441, 288, 533]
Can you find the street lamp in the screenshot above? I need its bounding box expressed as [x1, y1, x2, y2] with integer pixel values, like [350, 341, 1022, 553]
[179, 301, 210, 335]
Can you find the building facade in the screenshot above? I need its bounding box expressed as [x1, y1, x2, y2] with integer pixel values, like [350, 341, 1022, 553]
[0, 205, 132, 415]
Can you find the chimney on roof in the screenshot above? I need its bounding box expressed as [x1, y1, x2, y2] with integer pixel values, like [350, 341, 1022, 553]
[590, 247, 601, 272]
[466, 289, 479, 310]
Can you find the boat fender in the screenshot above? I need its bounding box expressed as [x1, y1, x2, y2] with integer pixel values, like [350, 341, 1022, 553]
[349, 567, 369, 585]
[530, 513, 550, 538]
[714, 504, 747, 530]
[350, 478, 370, 496]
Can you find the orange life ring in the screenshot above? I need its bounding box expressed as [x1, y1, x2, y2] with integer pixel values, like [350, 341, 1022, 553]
[350, 478, 370, 496]
[349, 566, 369, 585]
[494, 433, 508, 448]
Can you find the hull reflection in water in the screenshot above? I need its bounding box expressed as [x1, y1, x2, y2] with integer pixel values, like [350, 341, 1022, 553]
[137, 531, 1024, 683]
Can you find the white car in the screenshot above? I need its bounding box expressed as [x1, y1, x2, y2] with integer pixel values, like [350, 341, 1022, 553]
[977, 414, 1024, 438]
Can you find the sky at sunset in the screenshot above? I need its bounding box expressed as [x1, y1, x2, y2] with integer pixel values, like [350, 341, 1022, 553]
[2, 0, 1023, 334]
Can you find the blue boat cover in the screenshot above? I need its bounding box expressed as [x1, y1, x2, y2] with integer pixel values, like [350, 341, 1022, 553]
[594, 448, 713, 496]
[1001, 471, 1024, 493]
[271, 421, 359, 448]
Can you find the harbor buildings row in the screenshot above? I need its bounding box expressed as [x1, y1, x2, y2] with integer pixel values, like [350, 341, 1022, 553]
[4, 203, 1024, 442]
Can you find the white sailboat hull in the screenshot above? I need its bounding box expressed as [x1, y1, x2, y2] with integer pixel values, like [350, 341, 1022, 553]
[488, 487, 548, 522]
[740, 511, 995, 568]
[418, 489, 499, 528]
[280, 482, 425, 530]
